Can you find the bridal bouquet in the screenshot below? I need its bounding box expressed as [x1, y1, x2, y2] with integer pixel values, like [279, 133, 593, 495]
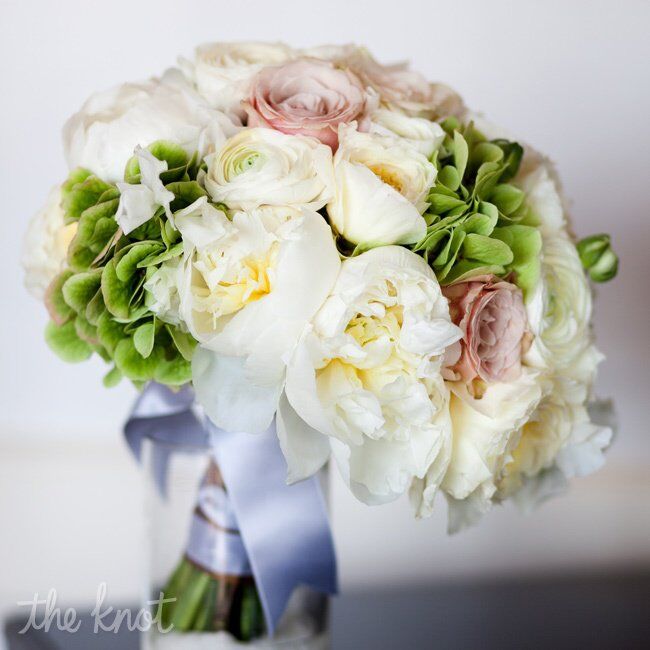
[23, 41, 618, 642]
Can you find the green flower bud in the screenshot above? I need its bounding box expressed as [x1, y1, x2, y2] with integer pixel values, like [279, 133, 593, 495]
[576, 234, 618, 282]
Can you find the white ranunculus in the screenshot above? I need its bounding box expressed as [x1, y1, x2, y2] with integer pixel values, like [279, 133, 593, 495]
[525, 233, 598, 383]
[115, 147, 175, 234]
[22, 187, 77, 299]
[518, 162, 566, 236]
[182, 41, 295, 118]
[204, 128, 334, 211]
[63, 70, 238, 183]
[426, 369, 542, 526]
[171, 200, 340, 432]
[327, 124, 435, 247]
[281, 246, 462, 505]
[369, 108, 445, 158]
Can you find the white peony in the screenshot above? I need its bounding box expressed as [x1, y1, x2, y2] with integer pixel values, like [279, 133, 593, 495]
[369, 108, 445, 158]
[22, 187, 77, 300]
[525, 233, 598, 384]
[115, 147, 174, 235]
[63, 70, 238, 183]
[182, 41, 295, 118]
[170, 199, 340, 433]
[327, 123, 435, 247]
[204, 128, 334, 211]
[280, 246, 462, 505]
[417, 370, 542, 525]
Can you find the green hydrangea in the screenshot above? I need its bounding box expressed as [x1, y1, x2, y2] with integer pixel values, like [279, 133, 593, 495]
[412, 118, 542, 297]
[44, 140, 208, 389]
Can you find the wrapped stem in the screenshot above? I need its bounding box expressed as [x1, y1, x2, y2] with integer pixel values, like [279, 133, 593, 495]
[158, 460, 266, 641]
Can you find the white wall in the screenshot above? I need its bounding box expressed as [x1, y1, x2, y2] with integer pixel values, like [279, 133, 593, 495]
[1, 0, 649, 616]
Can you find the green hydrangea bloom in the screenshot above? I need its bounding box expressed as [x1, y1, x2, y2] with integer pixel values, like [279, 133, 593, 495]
[44, 140, 208, 389]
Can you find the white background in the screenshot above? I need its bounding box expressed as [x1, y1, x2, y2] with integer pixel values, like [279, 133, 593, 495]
[1, 0, 649, 618]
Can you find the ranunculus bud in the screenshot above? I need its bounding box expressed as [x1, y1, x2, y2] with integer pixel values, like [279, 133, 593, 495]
[576, 234, 618, 282]
[443, 276, 530, 394]
[244, 59, 372, 149]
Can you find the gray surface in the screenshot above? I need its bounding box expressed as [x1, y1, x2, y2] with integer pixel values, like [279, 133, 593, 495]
[5, 573, 650, 649]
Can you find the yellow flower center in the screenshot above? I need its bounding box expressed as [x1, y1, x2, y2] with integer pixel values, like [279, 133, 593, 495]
[368, 164, 405, 194]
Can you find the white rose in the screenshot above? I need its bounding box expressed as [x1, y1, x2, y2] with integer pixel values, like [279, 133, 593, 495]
[369, 108, 445, 158]
[63, 70, 238, 183]
[525, 233, 598, 383]
[204, 128, 334, 211]
[327, 124, 435, 247]
[182, 41, 294, 118]
[171, 199, 340, 433]
[22, 187, 77, 300]
[280, 246, 462, 505]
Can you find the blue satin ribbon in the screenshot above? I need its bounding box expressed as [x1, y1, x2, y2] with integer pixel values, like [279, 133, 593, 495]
[124, 382, 338, 635]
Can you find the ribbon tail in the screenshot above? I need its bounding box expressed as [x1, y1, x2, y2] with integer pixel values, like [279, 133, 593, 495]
[209, 419, 338, 635]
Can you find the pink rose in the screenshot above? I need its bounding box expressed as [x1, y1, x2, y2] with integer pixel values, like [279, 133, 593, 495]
[345, 49, 463, 118]
[442, 276, 530, 391]
[244, 59, 370, 149]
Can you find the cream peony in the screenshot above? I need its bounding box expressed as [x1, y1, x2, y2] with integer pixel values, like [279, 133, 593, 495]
[169, 199, 340, 433]
[204, 128, 334, 211]
[63, 70, 238, 183]
[281, 246, 462, 505]
[417, 370, 542, 523]
[183, 41, 295, 118]
[327, 123, 434, 246]
[22, 187, 77, 300]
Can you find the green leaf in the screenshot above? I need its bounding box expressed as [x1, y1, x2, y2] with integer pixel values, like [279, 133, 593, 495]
[74, 313, 98, 345]
[67, 198, 120, 271]
[490, 183, 525, 216]
[166, 181, 208, 212]
[462, 233, 514, 265]
[62, 270, 102, 314]
[114, 338, 158, 381]
[115, 242, 164, 282]
[167, 325, 196, 362]
[444, 261, 506, 284]
[452, 131, 469, 181]
[438, 165, 461, 192]
[137, 242, 184, 268]
[492, 139, 523, 182]
[133, 321, 155, 358]
[62, 174, 114, 223]
[97, 311, 125, 355]
[45, 320, 93, 363]
[492, 225, 542, 298]
[428, 193, 466, 213]
[154, 354, 192, 386]
[103, 366, 123, 388]
[85, 289, 105, 326]
[45, 270, 75, 324]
